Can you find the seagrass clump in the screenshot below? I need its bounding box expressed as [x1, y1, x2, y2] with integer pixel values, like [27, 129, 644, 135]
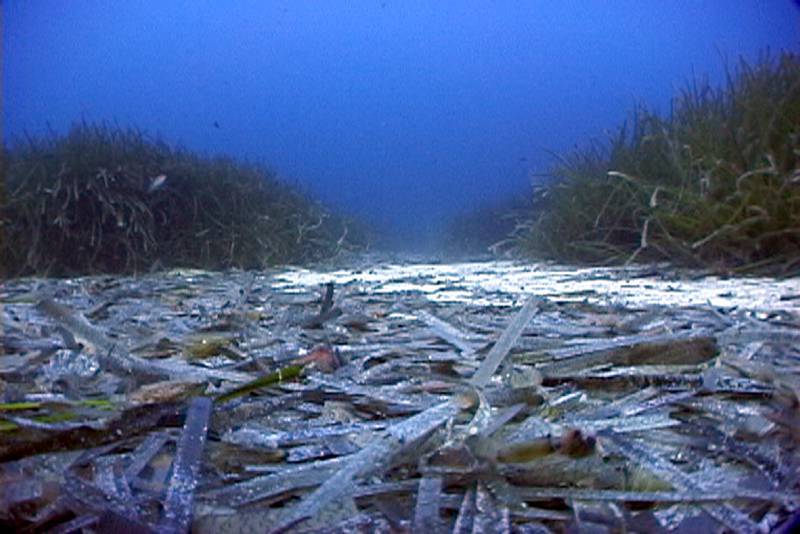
[0, 122, 366, 278]
[513, 51, 800, 276]
[441, 194, 529, 257]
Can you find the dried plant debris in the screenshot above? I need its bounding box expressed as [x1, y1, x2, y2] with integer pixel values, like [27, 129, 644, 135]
[1, 261, 799, 532]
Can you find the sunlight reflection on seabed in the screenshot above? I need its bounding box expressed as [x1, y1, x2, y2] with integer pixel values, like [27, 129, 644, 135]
[272, 260, 800, 312]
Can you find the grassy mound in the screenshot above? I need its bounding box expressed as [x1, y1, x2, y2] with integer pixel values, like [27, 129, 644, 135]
[0, 122, 368, 278]
[512, 52, 800, 276]
[440, 194, 529, 258]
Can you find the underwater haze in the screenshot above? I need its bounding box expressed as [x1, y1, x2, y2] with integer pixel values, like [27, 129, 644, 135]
[4, 1, 798, 251]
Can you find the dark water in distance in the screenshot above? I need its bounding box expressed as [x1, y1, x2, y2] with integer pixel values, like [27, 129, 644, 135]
[4, 1, 798, 248]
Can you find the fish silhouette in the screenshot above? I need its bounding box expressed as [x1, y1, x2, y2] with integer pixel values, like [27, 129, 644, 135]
[147, 174, 168, 193]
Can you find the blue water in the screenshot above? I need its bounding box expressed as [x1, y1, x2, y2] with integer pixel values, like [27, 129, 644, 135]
[4, 1, 798, 249]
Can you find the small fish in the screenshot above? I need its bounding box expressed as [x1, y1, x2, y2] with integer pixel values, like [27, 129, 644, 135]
[147, 174, 168, 193]
[493, 427, 596, 463]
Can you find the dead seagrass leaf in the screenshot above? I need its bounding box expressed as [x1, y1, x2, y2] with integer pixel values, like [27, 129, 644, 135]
[129, 380, 208, 405]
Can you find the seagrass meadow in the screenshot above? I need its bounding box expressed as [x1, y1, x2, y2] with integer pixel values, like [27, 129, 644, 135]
[2, 53, 798, 279]
[0, 123, 369, 278]
[505, 52, 800, 277]
[4, 4, 800, 532]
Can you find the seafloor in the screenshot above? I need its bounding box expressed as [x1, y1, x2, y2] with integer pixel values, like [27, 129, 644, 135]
[1, 256, 799, 533]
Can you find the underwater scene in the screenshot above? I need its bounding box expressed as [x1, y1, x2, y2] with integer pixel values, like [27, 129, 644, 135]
[2, 2, 800, 532]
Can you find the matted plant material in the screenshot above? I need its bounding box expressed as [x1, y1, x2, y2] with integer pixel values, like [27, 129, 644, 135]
[1, 258, 798, 532]
[512, 52, 800, 276]
[0, 122, 368, 278]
